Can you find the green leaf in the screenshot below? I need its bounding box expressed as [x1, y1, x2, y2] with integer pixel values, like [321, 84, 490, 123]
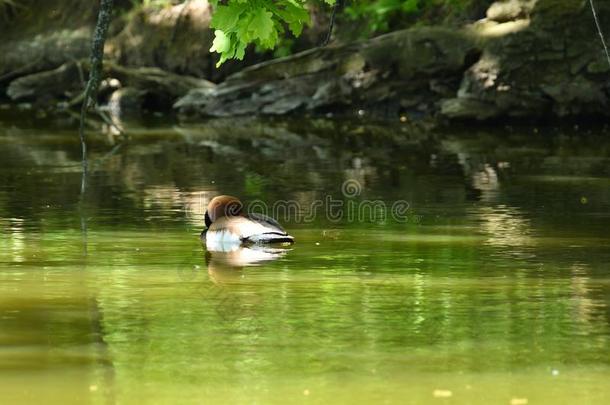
[276, 2, 310, 37]
[210, 30, 231, 54]
[234, 41, 247, 60]
[210, 4, 247, 32]
[248, 8, 274, 42]
[209, 0, 313, 66]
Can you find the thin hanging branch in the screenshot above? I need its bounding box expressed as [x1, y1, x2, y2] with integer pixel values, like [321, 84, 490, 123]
[79, 0, 114, 258]
[589, 0, 610, 68]
[79, 0, 115, 180]
[322, 0, 343, 46]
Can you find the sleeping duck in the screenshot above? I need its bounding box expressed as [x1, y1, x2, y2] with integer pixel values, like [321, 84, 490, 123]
[201, 195, 294, 248]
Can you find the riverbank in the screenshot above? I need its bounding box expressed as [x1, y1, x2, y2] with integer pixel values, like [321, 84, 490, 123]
[1, 0, 609, 123]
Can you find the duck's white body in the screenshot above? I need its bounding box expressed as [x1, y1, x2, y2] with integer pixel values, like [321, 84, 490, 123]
[205, 215, 293, 246]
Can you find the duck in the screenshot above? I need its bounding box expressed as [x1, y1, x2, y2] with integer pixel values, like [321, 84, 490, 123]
[201, 195, 294, 248]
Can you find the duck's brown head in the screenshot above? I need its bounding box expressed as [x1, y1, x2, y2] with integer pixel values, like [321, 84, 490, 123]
[204, 195, 244, 228]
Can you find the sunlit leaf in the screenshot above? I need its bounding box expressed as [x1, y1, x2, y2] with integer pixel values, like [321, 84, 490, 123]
[210, 30, 231, 54]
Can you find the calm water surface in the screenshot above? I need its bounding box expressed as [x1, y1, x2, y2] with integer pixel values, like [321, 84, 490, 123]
[0, 114, 609, 404]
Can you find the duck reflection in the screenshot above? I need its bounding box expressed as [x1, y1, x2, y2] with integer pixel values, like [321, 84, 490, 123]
[205, 242, 290, 283]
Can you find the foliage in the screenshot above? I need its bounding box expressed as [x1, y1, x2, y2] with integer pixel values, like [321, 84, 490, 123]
[209, 0, 335, 66]
[345, 0, 420, 33]
[344, 0, 470, 35]
[206, 0, 484, 65]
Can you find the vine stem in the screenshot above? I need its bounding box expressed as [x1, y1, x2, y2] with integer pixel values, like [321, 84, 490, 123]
[323, 0, 342, 46]
[79, 0, 114, 258]
[589, 0, 610, 68]
[79, 0, 115, 182]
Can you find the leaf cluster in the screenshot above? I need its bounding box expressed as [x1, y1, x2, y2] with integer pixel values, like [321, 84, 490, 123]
[345, 0, 473, 35]
[209, 0, 335, 66]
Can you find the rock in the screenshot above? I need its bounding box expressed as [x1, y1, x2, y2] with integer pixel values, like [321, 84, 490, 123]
[109, 2, 216, 79]
[108, 1, 276, 82]
[541, 78, 607, 116]
[7, 62, 82, 101]
[175, 27, 478, 118]
[441, 0, 610, 120]
[173, 0, 610, 122]
[440, 98, 500, 120]
[587, 60, 610, 74]
[0, 29, 90, 85]
[105, 63, 215, 104]
[0, 1, 94, 83]
[173, 87, 215, 114]
[6, 60, 215, 114]
[486, 0, 535, 22]
[3, 0, 610, 122]
[471, 18, 532, 38]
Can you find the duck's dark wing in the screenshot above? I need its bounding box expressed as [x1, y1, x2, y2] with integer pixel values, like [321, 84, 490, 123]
[247, 212, 287, 233]
[245, 212, 294, 244]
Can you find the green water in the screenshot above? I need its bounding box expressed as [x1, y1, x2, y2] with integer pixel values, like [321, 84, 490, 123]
[1, 116, 609, 404]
